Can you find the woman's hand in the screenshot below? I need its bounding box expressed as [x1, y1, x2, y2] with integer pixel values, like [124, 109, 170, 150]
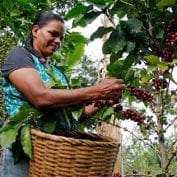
[94, 77, 126, 100]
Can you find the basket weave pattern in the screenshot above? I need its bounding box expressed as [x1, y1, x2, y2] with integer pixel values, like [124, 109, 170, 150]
[29, 129, 119, 177]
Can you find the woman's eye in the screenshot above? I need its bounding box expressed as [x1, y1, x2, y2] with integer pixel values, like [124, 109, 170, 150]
[48, 31, 63, 41]
[49, 31, 58, 37]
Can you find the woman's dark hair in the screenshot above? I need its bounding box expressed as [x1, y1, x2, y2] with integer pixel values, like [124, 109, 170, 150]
[32, 11, 64, 27]
[25, 11, 64, 57]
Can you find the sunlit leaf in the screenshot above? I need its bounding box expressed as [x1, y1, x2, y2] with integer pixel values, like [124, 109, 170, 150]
[141, 75, 152, 83]
[172, 59, 177, 64]
[144, 55, 160, 65]
[157, 0, 175, 7]
[157, 63, 169, 72]
[147, 65, 157, 72]
[0, 127, 19, 149]
[69, 32, 88, 43]
[20, 125, 32, 159]
[66, 43, 85, 68]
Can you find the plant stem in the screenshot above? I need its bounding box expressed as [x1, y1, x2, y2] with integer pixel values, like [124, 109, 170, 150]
[124, 174, 153, 177]
[155, 91, 169, 173]
[116, 124, 160, 155]
[166, 149, 177, 172]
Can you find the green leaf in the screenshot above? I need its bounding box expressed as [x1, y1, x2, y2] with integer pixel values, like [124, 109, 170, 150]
[47, 69, 62, 87]
[103, 30, 126, 54]
[20, 125, 32, 159]
[73, 11, 101, 27]
[172, 59, 177, 64]
[112, 38, 126, 53]
[134, 32, 149, 49]
[43, 120, 57, 133]
[66, 43, 85, 68]
[121, 18, 143, 33]
[126, 41, 135, 52]
[70, 105, 84, 121]
[107, 60, 124, 78]
[10, 107, 41, 122]
[2, 0, 14, 12]
[72, 15, 86, 27]
[144, 55, 160, 65]
[65, 4, 92, 19]
[125, 69, 135, 84]
[141, 75, 152, 83]
[157, 0, 176, 7]
[69, 32, 88, 44]
[112, 30, 126, 53]
[157, 63, 169, 72]
[147, 65, 157, 72]
[84, 11, 102, 24]
[0, 121, 22, 133]
[122, 55, 135, 69]
[0, 127, 19, 149]
[102, 107, 114, 121]
[156, 173, 167, 177]
[86, 0, 114, 5]
[90, 26, 113, 41]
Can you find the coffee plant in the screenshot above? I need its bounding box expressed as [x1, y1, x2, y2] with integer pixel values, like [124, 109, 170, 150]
[65, 0, 177, 176]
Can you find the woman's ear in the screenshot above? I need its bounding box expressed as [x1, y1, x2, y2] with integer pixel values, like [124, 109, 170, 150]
[32, 25, 40, 38]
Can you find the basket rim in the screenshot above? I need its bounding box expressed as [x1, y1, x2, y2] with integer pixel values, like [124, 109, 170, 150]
[31, 128, 119, 146]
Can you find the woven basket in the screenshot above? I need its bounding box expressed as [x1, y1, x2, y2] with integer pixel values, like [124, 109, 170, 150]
[29, 129, 119, 177]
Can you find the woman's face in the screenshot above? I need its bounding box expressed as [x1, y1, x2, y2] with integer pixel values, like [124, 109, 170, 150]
[32, 20, 65, 58]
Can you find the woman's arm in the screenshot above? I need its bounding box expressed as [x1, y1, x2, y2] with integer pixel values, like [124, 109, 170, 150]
[8, 68, 125, 109]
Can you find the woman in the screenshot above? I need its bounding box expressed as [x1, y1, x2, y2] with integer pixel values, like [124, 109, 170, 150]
[1, 11, 125, 177]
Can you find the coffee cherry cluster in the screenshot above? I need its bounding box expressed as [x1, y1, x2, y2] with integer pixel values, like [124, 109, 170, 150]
[161, 48, 173, 62]
[123, 109, 145, 123]
[162, 19, 177, 62]
[151, 45, 161, 57]
[152, 78, 168, 90]
[92, 98, 120, 109]
[128, 86, 153, 102]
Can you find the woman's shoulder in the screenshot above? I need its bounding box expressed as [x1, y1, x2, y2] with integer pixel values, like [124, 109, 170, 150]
[8, 47, 32, 58]
[1, 47, 35, 77]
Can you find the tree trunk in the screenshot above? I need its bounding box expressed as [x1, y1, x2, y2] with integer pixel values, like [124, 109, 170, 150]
[96, 117, 122, 174]
[155, 93, 169, 173]
[96, 14, 122, 175]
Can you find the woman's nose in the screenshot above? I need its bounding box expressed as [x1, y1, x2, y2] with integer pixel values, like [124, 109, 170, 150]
[54, 37, 61, 44]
